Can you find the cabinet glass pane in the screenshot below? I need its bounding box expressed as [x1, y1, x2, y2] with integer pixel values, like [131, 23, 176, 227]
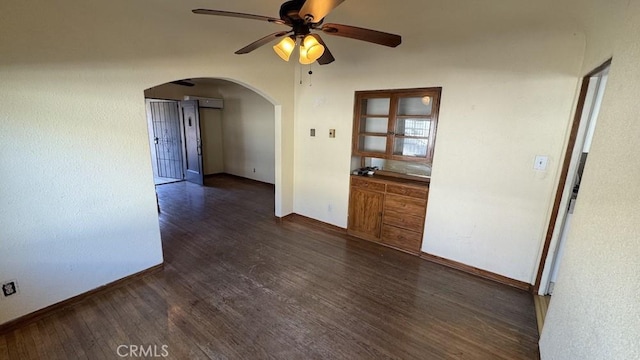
[395, 118, 430, 137]
[360, 117, 389, 133]
[397, 96, 432, 116]
[361, 98, 390, 115]
[359, 135, 387, 153]
[393, 138, 428, 157]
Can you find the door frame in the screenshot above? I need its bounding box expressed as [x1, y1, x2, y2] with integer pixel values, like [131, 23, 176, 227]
[533, 58, 612, 293]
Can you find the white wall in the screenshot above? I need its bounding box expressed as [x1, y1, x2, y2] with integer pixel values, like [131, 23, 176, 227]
[294, 28, 584, 282]
[0, 0, 295, 325]
[540, 1, 640, 359]
[217, 83, 276, 184]
[200, 108, 225, 175]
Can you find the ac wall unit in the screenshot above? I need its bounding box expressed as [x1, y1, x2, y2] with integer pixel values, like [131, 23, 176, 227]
[184, 96, 224, 109]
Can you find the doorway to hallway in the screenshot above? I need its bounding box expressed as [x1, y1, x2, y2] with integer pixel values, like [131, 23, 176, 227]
[533, 59, 611, 334]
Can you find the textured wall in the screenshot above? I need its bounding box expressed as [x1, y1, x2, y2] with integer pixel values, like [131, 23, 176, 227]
[540, 0, 640, 358]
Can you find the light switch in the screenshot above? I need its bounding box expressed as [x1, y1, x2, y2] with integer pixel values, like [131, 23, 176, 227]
[329, 129, 336, 138]
[534, 155, 548, 171]
[310, 128, 315, 137]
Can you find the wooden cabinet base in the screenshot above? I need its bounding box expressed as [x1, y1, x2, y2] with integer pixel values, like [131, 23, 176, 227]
[347, 175, 428, 255]
[381, 225, 422, 254]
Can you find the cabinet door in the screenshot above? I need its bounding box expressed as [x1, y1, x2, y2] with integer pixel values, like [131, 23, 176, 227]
[352, 88, 441, 163]
[353, 96, 391, 157]
[391, 94, 437, 161]
[348, 187, 384, 240]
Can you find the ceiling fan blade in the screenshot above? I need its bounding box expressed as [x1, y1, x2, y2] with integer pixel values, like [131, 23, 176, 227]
[321, 23, 402, 47]
[235, 31, 291, 54]
[299, 0, 345, 23]
[309, 34, 335, 65]
[192, 9, 286, 25]
[170, 80, 195, 87]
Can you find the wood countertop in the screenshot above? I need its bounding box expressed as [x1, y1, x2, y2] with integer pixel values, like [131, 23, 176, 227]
[350, 174, 430, 188]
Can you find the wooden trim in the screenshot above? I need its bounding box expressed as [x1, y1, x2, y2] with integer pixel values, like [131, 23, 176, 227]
[533, 58, 612, 293]
[0, 263, 164, 335]
[275, 213, 295, 224]
[281, 213, 347, 235]
[421, 252, 532, 292]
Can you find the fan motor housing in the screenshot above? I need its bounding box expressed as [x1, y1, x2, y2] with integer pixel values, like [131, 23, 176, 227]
[279, 0, 305, 22]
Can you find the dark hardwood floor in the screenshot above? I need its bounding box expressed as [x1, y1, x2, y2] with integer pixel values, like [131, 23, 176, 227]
[0, 175, 540, 359]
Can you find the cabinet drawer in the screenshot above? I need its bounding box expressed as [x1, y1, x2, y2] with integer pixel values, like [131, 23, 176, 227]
[384, 194, 426, 214]
[381, 225, 422, 253]
[383, 209, 425, 232]
[386, 184, 428, 199]
[351, 177, 386, 192]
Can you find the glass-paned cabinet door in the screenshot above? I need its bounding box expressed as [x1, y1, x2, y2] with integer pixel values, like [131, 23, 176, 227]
[393, 95, 434, 159]
[353, 88, 440, 162]
[355, 97, 391, 155]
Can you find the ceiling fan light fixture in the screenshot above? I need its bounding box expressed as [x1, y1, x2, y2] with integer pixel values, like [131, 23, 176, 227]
[302, 35, 325, 62]
[298, 45, 315, 65]
[273, 36, 296, 61]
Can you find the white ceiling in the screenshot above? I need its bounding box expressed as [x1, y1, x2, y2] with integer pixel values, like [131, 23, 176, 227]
[174, 0, 628, 59]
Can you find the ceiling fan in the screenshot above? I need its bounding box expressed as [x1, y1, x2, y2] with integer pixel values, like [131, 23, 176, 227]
[192, 0, 402, 65]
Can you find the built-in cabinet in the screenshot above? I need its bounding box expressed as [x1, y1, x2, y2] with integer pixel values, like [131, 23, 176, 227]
[348, 87, 440, 255]
[348, 175, 428, 254]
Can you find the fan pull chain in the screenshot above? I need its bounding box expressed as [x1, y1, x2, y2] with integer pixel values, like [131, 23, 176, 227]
[308, 65, 313, 87]
[300, 65, 303, 85]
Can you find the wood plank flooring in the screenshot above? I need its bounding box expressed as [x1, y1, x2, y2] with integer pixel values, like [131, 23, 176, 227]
[0, 175, 540, 359]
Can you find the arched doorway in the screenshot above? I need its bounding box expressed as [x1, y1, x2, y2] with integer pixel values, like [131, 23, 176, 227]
[143, 77, 283, 215]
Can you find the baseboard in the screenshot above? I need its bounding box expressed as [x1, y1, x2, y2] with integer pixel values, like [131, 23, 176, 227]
[0, 263, 164, 335]
[206, 173, 275, 187]
[420, 252, 532, 292]
[279, 213, 347, 235]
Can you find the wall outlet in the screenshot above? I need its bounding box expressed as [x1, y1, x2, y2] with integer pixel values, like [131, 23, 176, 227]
[534, 155, 549, 171]
[253, 168, 256, 173]
[2, 280, 19, 297]
[310, 128, 315, 137]
[329, 129, 336, 138]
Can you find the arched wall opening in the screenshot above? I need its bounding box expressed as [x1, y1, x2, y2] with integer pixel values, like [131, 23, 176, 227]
[143, 77, 287, 217]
